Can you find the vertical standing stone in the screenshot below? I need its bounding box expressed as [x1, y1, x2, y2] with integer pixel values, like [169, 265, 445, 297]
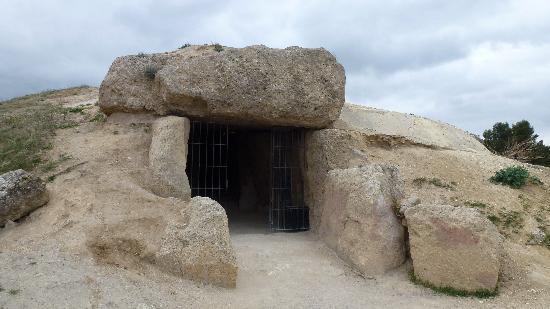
[149, 116, 191, 200]
[319, 164, 406, 276]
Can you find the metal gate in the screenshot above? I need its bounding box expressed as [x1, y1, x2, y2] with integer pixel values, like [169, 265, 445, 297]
[187, 121, 309, 232]
[269, 128, 309, 232]
[187, 121, 229, 201]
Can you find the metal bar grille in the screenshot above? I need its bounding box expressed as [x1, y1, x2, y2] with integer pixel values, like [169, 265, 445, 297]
[269, 128, 309, 232]
[187, 121, 229, 201]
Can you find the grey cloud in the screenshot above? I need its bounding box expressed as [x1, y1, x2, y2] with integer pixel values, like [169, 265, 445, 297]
[1, 0, 549, 141]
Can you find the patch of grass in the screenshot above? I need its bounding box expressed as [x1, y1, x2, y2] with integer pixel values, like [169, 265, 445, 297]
[412, 177, 427, 186]
[413, 177, 456, 190]
[56, 121, 79, 129]
[1, 90, 57, 107]
[490, 166, 530, 189]
[529, 175, 544, 186]
[63, 106, 87, 114]
[518, 194, 532, 211]
[464, 201, 488, 209]
[487, 210, 524, 234]
[89, 112, 106, 123]
[500, 210, 524, 230]
[40, 153, 72, 172]
[0, 103, 79, 174]
[144, 65, 160, 80]
[179, 43, 191, 49]
[213, 43, 223, 52]
[544, 234, 550, 249]
[409, 271, 497, 298]
[0, 86, 92, 108]
[487, 215, 500, 224]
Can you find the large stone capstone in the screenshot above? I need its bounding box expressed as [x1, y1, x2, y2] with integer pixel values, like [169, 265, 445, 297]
[0, 169, 49, 227]
[318, 164, 406, 276]
[99, 45, 345, 128]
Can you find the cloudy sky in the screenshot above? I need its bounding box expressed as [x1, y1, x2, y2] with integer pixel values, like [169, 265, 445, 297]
[1, 0, 549, 141]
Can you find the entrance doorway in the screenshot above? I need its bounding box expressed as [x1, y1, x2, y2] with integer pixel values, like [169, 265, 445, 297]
[186, 121, 309, 232]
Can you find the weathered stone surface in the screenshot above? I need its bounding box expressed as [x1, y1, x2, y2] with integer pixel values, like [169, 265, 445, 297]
[334, 103, 489, 152]
[88, 197, 237, 288]
[99, 45, 345, 128]
[0, 169, 49, 226]
[319, 164, 406, 276]
[157, 197, 238, 288]
[404, 204, 503, 292]
[304, 129, 370, 229]
[398, 196, 421, 217]
[149, 116, 191, 200]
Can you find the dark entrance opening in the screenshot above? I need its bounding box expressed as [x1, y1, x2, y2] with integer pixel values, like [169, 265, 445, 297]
[186, 121, 309, 232]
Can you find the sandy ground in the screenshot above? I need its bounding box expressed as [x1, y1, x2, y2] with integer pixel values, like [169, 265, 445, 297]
[2, 229, 549, 309]
[1, 87, 549, 308]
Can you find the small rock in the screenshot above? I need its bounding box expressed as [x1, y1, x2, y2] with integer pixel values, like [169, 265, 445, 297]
[1, 170, 49, 227]
[398, 196, 421, 216]
[3, 220, 17, 230]
[527, 228, 546, 245]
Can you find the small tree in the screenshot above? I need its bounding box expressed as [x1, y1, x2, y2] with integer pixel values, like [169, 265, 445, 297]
[483, 120, 550, 167]
[483, 122, 512, 153]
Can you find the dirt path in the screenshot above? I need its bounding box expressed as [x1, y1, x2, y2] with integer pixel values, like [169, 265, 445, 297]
[0, 230, 546, 308]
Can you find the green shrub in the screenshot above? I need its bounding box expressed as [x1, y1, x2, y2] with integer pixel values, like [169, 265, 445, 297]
[490, 166, 530, 188]
[213, 43, 223, 52]
[179, 43, 191, 49]
[144, 65, 160, 80]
